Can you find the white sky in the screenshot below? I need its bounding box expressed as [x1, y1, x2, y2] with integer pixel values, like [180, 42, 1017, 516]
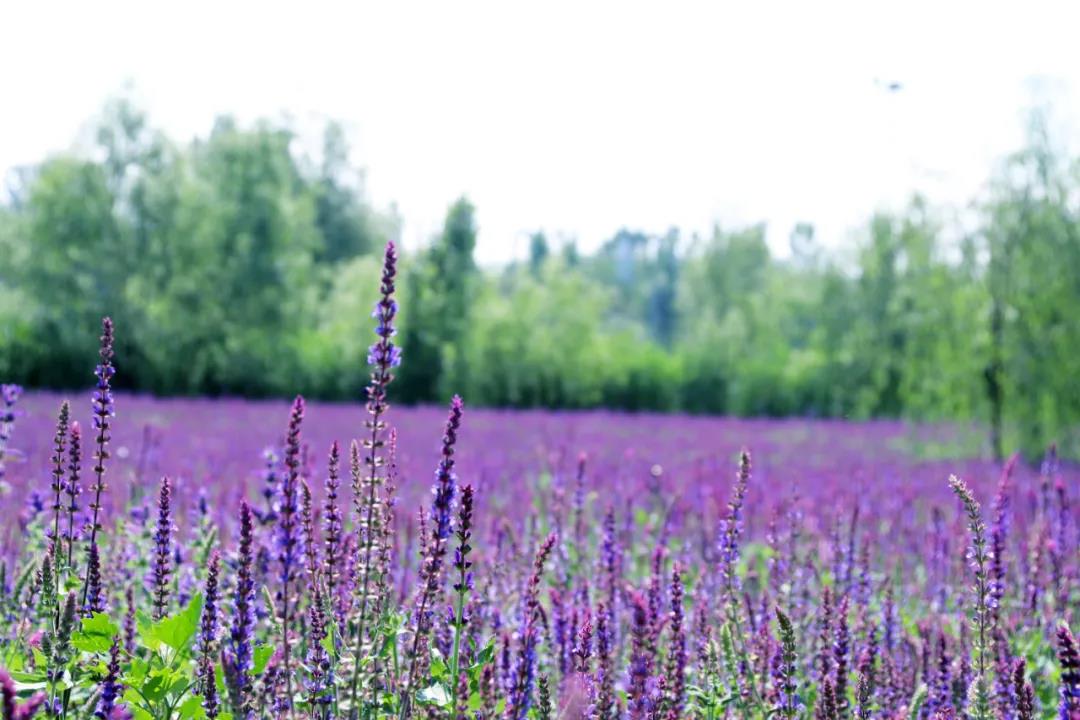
[3, 1, 1079, 264]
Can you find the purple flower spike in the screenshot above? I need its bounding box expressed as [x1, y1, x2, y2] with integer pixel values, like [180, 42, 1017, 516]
[151, 477, 173, 621]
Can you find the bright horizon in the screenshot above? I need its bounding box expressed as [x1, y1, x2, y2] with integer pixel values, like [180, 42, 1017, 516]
[3, 0, 1080, 264]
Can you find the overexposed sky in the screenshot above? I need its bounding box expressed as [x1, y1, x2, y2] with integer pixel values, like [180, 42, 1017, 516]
[2, 1, 1079, 264]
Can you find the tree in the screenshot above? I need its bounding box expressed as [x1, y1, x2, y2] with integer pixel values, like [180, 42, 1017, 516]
[398, 197, 478, 402]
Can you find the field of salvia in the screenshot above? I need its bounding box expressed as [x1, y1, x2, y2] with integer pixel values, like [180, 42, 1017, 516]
[0, 242, 1077, 720]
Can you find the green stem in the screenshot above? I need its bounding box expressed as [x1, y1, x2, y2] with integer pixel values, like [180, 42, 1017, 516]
[448, 585, 468, 714]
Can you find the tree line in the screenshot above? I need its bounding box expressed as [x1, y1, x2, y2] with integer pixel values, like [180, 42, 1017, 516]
[1, 99, 1078, 459]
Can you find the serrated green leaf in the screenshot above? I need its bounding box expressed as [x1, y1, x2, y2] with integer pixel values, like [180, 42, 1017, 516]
[72, 612, 120, 652]
[151, 593, 203, 652]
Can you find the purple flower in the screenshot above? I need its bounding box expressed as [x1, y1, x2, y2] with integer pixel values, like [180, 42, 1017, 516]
[199, 551, 221, 653]
[506, 533, 556, 720]
[86, 317, 115, 546]
[64, 422, 82, 569]
[719, 449, 751, 600]
[665, 564, 687, 719]
[990, 456, 1017, 620]
[83, 542, 104, 617]
[833, 595, 851, 719]
[94, 639, 123, 719]
[627, 591, 653, 720]
[366, 241, 400, 373]
[0, 383, 22, 487]
[223, 500, 256, 718]
[1058, 624, 1080, 720]
[595, 602, 614, 720]
[275, 396, 305, 713]
[48, 403, 69, 552]
[257, 447, 280, 525]
[1016, 659, 1036, 720]
[150, 477, 173, 621]
[774, 607, 801, 720]
[347, 241, 401, 714]
[321, 442, 343, 630]
[1, 667, 46, 719]
[304, 585, 333, 710]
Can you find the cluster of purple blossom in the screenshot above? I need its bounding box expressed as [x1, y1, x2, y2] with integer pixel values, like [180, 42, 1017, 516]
[0, 240, 1077, 720]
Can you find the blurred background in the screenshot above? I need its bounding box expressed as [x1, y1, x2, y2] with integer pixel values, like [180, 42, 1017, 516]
[1, 1, 1079, 459]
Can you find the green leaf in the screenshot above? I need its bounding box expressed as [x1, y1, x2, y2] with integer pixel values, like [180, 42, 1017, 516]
[417, 683, 451, 707]
[253, 644, 274, 676]
[72, 612, 120, 652]
[151, 593, 204, 652]
[178, 694, 207, 719]
[141, 671, 170, 702]
[474, 638, 496, 667]
[429, 646, 448, 681]
[122, 689, 153, 720]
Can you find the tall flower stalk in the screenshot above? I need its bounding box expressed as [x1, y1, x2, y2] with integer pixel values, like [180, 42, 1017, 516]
[449, 483, 475, 718]
[774, 607, 800, 720]
[65, 421, 82, 570]
[506, 533, 557, 720]
[401, 396, 464, 718]
[349, 240, 400, 717]
[949, 475, 992, 720]
[198, 551, 221, 719]
[83, 317, 115, 608]
[323, 442, 343, 633]
[224, 500, 256, 719]
[277, 396, 306, 719]
[151, 477, 174, 621]
[49, 402, 69, 580]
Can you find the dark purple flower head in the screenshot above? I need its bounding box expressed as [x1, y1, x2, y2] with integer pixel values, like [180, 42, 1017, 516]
[1058, 624, 1080, 720]
[304, 585, 333, 709]
[83, 542, 105, 617]
[573, 610, 594, 675]
[223, 500, 256, 717]
[627, 591, 653, 720]
[200, 551, 221, 650]
[833, 594, 851, 717]
[322, 441, 343, 624]
[453, 484, 475, 593]
[431, 395, 464, 544]
[274, 396, 305, 713]
[990, 455, 1017, 615]
[64, 422, 82, 559]
[83, 318, 116, 611]
[367, 240, 402, 385]
[151, 476, 173, 621]
[49, 402, 70, 537]
[276, 397, 306, 591]
[94, 639, 123, 719]
[595, 600, 615, 720]
[665, 563, 687, 718]
[90, 317, 114, 488]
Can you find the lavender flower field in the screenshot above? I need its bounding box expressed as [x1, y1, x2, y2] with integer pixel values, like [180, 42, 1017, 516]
[0, 243, 1077, 720]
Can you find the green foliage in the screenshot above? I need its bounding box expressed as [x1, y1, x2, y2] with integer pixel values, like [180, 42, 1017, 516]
[2, 98, 1080, 458]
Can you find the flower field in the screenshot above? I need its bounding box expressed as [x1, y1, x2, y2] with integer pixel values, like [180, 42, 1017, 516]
[0, 242, 1076, 720]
